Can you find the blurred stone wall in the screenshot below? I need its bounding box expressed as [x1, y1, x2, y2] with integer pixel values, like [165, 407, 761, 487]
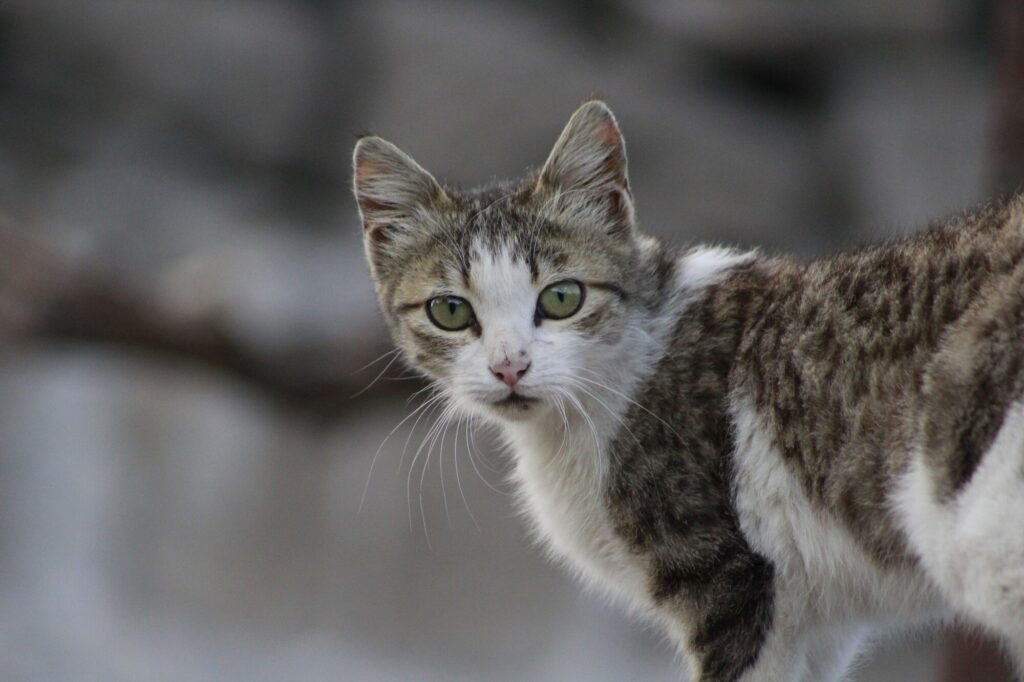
[0, 1, 994, 680]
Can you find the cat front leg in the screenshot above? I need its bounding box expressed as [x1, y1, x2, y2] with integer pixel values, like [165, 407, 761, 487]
[725, 626, 863, 682]
[729, 628, 807, 682]
[661, 611, 806, 682]
[666, 610, 867, 682]
[663, 593, 815, 679]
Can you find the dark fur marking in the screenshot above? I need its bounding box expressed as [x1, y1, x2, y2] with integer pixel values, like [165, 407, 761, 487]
[396, 301, 424, 313]
[736, 200, 1024, 564]
[920, 259, 1024, 500]
[586, 281, 628, 299]
[574, 300, 611, 334]
[608, 264, 775, 682]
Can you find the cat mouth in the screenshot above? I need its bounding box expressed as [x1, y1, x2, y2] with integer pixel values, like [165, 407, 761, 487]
[492, 392, 539, 409]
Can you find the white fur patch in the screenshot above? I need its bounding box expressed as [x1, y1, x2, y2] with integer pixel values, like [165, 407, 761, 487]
[730, 395, 941, 680]
[505, 418, 652, 613]
[676, 246, 754, 293]
[899, 400, 1024, 656]
[500, 300, 681, 614]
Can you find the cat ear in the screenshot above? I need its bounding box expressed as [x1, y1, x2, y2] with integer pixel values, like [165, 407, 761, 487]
[536, 100, 635, 236]
[352, 136, 447, 249]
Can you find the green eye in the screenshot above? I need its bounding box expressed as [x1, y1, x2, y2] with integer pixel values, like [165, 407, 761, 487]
[538, 280, 584, 320]
[426, 296, 474, 331]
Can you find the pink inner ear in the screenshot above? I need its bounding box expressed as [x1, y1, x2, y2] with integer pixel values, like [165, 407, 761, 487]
[595, 118, 622, 147]
[354, 157, 378, 182]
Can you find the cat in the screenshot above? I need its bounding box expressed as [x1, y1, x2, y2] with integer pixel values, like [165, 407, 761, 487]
[352, 100, 1024, 682]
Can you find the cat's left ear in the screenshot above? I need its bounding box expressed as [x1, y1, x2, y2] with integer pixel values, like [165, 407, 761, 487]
[536, 100, 635, 237]
[352, 136, 448, 250]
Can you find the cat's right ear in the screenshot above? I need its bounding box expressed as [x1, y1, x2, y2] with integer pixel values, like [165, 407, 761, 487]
[535, 100, 635, 238]
[352, 136, 447, 257]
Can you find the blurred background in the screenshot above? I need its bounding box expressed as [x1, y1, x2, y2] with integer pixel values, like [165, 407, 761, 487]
[0, 0, 1017, 680]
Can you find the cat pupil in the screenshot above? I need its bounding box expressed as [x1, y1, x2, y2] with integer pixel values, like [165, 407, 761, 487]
[557, 291, 565, 302]
[448, 301, 456, 314]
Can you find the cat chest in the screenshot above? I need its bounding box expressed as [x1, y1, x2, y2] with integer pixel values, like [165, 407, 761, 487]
[511, 436, 651, 608]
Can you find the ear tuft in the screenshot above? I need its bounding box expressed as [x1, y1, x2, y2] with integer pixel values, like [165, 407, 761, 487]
[352, 136, 446, 235]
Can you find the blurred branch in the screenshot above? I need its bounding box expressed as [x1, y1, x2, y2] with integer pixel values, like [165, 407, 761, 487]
[0, 223, 393, 420]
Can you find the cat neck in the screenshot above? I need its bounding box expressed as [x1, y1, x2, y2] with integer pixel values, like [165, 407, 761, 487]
[496, 243, 756, 607]
[503, 243, 756, 477]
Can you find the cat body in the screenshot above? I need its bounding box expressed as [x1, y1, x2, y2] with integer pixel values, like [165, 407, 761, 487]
[353, 101, 1024, 681]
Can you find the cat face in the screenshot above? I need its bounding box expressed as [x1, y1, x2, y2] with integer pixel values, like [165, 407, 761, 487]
[353, 101, 641, 423]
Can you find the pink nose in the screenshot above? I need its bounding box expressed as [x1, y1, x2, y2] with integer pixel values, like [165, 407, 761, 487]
[490, 358, 530, 387]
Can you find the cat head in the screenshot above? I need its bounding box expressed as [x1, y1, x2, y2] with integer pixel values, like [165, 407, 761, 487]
[353, 101, 653, 423]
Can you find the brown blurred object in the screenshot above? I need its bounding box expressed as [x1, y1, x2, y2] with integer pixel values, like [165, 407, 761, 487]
[994, 0, 1024, 194]
[940, 630, 1015, 681]
[942, 0, 1024, 679]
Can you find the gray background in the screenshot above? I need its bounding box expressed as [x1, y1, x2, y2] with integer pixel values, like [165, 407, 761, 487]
[0, 1, 997, 679]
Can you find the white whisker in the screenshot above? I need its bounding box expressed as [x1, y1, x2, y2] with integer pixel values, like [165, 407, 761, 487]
[348, 347, 400, 376]
[465, 415, 511, 496]
[453, 415, 481, 531]
[413, 399, 460, 547]
[576, 368, 682, 440]
[350, 351, 403, 398]
[406, 399, 452, 538]
[359, 387, 443, 514]
[566, 377, 643, 453]
[437, 406, 454, 527]
[561, 388, 602, 462]
[397, 390, 447, 473]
